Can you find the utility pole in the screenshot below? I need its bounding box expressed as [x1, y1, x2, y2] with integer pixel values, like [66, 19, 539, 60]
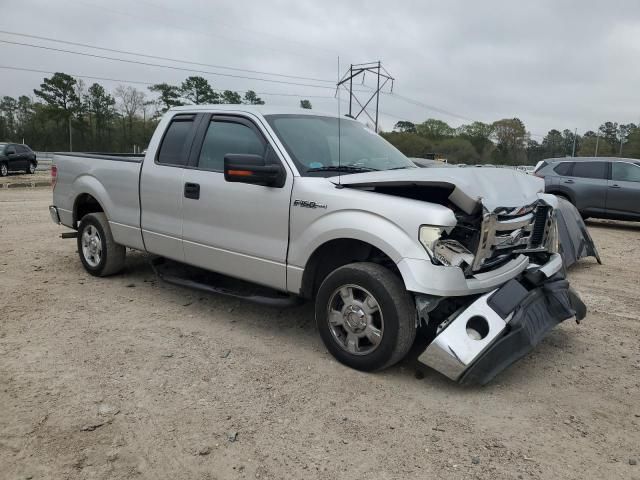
[594, 133, 599, 156]
[572, 128, 577, 157]
[336, 61, 394, 132]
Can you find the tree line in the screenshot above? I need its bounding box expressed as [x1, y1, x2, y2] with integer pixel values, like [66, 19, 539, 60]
[0, 72, 313, 152]
[381, 118, 640, 165]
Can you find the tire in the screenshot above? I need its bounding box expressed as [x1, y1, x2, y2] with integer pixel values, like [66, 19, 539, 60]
[77, 212, 126, 277]
[0, 162, 7, 177]
[315, 262, 416, 372]
[26, 162, 36, 174]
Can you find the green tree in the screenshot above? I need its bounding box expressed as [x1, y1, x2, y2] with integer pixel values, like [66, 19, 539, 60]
[458, 121, 494, 158]
[300, 99, 312, 109]
[598, 121, 619, 147]
[33, 72, 79, 150]
[243, 90, 264, 105]
[220, 90, 242, 104]
[0, 96, 18, 140]
[434, 137, 479, 164]
[416, 118, 454, 140]
[180, 76, 218, 105]
[393, 121, 417, 133]
[149, 83, 183, 112]
[379, 131, 433, 158]
[86, 83, 116, 149]
[491, 118, 527, 164]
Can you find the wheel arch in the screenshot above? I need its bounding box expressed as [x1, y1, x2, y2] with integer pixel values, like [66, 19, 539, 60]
[299, 238, 402, 300]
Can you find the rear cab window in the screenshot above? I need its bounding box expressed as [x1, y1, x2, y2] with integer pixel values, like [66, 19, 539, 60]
[571, 161, 607, 180]
[156, 114, 196, 166]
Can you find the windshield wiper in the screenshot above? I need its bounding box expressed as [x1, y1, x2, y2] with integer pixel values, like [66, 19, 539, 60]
[306, 165, 379, 173]
[387, 165, 417, 170]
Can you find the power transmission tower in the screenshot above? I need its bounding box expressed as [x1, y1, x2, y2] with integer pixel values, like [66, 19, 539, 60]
[336, 61, 394, 132]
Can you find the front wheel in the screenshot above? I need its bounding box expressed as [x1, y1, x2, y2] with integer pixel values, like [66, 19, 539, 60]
[77, 212, 126, 276]
[315, 262, 416, 372]
[26, 162, 36, 174]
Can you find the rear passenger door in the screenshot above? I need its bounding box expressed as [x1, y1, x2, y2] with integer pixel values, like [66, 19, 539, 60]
[140, 113, 201, 262]
[567, 161, 609, 216]
[181, 114, 293, 290]
[607, 161, 640, 218]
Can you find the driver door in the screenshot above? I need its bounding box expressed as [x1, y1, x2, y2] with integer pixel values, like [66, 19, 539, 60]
[181, 114, 293, 290]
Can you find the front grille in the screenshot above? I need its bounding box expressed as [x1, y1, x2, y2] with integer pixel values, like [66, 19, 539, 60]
[530, 206, 550, 247]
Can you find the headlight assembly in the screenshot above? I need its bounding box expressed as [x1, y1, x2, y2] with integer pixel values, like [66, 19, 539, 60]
[419, 225, 445, 256]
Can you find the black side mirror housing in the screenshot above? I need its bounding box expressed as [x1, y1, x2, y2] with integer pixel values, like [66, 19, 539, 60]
[224, 154, 286, 188]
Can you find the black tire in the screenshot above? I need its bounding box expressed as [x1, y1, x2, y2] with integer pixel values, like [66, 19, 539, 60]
[0, 162, 7, 177]
[26, 162, 36, 174]
[315, 262, 416, 372]
[77, 212, 126, 277]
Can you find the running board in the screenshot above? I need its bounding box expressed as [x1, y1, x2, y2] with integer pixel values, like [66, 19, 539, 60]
[149, 257, 302, 307]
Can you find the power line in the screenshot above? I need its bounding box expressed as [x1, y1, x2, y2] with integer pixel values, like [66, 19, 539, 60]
[0, 39, 338, 90]
[0, 30, 334, 83]
[0, 65, 338, 100]
[134, 0, 337, 57]
[69, 0, 334, 62]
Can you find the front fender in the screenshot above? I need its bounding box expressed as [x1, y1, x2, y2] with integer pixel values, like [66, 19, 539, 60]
[288, 209, 428, 269]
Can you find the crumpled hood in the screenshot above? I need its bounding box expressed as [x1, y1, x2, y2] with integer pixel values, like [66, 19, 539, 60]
[331, 167, 545, 214]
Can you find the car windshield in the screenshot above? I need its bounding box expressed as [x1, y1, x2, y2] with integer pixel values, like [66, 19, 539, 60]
[265, 114, 415, 176]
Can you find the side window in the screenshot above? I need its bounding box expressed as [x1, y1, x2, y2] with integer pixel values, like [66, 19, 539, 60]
[16, 145, 28, 154]
[157, 115, 195, 166]
[197, 120, 265, 171]
[553, 162, 573, 175]
[6, 145, 16, 154]
[571, 161, 607, 180]
[612, 162, 640, 183]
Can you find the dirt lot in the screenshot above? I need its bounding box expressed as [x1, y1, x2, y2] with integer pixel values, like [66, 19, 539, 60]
[1, 188, 639, 480]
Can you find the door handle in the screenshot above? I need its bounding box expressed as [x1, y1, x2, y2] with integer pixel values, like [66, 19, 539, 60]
[184, 182, 200, 199]
[564, 179, 574, 184]
[609, 184, 621, 189]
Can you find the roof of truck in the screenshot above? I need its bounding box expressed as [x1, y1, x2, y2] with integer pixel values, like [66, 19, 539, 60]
[168, 104, 342, 118]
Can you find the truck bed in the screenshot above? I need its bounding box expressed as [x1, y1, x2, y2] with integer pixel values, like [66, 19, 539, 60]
[52, 152, 146, 250]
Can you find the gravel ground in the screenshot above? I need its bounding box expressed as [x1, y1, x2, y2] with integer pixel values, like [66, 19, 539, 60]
[1, 188, 639, 480]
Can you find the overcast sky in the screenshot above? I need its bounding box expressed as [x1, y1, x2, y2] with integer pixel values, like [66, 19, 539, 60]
[1, 0, 640, 137]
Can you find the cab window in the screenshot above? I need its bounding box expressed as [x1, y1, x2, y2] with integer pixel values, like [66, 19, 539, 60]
[197, 120, 265, 172]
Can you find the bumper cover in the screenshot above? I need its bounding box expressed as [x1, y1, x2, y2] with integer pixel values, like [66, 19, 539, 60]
[418, 273, 586, 385]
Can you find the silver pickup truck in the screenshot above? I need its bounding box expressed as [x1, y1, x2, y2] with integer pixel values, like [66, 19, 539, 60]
[50, 105, 585, 384]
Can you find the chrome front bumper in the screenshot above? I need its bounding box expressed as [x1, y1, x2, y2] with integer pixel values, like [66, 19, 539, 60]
[49, 205, 60, 224]
[417, 254, 582, 384]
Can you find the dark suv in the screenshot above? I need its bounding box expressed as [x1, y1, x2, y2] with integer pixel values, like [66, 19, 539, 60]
[535, 157, 640, 221]
[0, 143, 38, 176]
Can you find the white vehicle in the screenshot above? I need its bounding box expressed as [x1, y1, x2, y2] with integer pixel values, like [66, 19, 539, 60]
[49, 106, 585, 384]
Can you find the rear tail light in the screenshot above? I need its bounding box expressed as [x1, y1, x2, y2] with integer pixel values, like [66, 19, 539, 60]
[51, 164, 57, 189]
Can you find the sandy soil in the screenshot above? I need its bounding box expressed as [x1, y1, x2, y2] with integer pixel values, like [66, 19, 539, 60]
[1, 188, 639, 480]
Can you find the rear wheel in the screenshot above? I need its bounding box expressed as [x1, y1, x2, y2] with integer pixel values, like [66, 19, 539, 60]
[0, 162, 7, 177]
[315, 262, 416, 372]
[77, 213, 126, 276]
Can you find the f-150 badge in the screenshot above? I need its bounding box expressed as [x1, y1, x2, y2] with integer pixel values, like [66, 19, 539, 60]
[293, 199, 327, 209]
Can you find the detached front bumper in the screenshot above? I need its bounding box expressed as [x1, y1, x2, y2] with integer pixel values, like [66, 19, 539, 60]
[417, 266, 586, 385]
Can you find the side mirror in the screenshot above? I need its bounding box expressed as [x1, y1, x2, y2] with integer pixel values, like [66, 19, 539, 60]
[224, 154, 285, 188]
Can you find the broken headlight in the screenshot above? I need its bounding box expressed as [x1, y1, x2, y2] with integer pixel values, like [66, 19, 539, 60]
[419, 225, 445, 256]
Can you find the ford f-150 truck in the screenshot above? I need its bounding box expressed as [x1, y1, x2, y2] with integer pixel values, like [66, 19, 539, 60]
[49, 105, 586, 384]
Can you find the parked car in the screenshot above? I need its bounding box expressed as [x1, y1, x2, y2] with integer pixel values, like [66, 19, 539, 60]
[535, 157, 640, 221]
[0, 143, 38, 176]
[49, 106, 585, 385]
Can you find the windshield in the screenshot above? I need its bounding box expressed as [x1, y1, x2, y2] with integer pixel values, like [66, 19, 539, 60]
[265, 114, 415, 176]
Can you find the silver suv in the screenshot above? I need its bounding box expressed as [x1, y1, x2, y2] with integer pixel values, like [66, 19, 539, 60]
[535, 157, 640, 221]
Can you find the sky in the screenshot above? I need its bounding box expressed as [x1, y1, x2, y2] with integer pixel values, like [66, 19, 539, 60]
[1, 0, 640, 138]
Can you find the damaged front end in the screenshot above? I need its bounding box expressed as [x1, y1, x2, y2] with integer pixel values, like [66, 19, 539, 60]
[422, 199, 559, 276]
[416, 270, 586, 385]
[415, 198, 586, 385]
